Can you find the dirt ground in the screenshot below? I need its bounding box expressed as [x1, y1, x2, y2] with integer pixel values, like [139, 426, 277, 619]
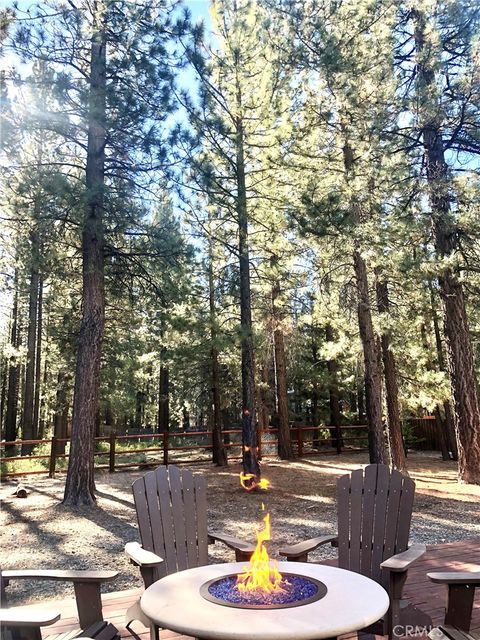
[1, 451, 479, 606]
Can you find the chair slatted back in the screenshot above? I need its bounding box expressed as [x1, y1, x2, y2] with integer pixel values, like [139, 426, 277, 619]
[132, 465, 209, 577]
[337, 464, 415, 587]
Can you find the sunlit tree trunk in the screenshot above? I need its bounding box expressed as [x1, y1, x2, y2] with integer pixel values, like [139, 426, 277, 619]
[343, 139, 387, 464]
[32, 274, 43, 441]
[235, 69, 260, 485]
[271, 260, 293, 460]
[325, 323, 342, 452]
[5, 268, 20, 454]
[375, 277, 407, 472]
[21, 232, 40, 455]
[208, 241, 227, 466]
[413, 9, 480, 483]
[430, 289, 458, 460]
[64, 6, 106, 505]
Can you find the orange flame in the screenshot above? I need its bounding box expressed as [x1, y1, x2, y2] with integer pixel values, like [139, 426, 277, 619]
[236, 508, 283, 593]
[239, 472, 271, 491]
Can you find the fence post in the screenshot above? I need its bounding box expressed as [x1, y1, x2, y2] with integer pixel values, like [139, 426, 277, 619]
[49, 437, 57, 478]
[163, 431, 169, 466]
[336, 425, 342, 455]
[109, 431, 116, 473]
[297, 426, 304, 457]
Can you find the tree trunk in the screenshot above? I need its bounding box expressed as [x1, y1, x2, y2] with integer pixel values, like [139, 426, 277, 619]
[5, 269, 20, 454]
[54, 372, 68, 455]
[0, 354, 7, 438]
[38, 308, 49, 440]
[208, 244, 227, 466]
[311, 332, 321, 447]
[32, 274, 43, 441]
[63, 11, 106, 505]
[343, 138, 387, 464]
[157, 362, 169, 433]
[357, 363, 366, 424]
[135, 391, 145, 430]
[413, 9, 480, 483]
[21, 236, 40, 455]
[256, 362, 269, 433]
[353, 251, 386, 463]
[325, 324, 342, 453]
[272, 263, 293, 460]
[430, 289, 458, 460]
[235, 78, 260, 485]
[273, 328, 293, 459]
[375, 278, 407, 472]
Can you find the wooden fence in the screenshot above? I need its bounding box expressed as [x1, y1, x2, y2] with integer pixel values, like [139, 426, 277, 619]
[0, 424, 369, 479]
[407, 415, 444, 450]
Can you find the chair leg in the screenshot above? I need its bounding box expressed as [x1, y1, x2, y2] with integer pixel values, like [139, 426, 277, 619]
[4, 626, 43, 640]
[445, 584, 475, 632]
[149, 622, 160, 640]
[386, 571, 407, 639]
[234, 550, 251, 562]
[73, 581, 103, 629]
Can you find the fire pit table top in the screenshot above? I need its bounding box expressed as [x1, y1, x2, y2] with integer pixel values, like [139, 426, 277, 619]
[140, 562, 390, 640]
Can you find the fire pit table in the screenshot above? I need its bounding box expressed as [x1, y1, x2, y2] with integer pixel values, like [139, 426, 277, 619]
[140, 561, 390, 640]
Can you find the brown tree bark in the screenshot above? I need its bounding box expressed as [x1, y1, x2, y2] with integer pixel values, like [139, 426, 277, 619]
[235, 71, 260, 485]
[0, 354, 7, 437]
[5, 269, 20, 454]
[356, 361, 366, 424]
[430, 289, 458, 460]
[21, 233, 40, 455]
[353, 251, 387, 463]
[63, 9, 106, 505]
[256, 362, 269, 433]
[343, 138, 387, 464]
[32, 274, 43, 441]
[413, 9, 480, 483]
[271, 262, 293, 460]
[135, 390, 145, 429]
[208, 244, 227, 466]
[157, 362, 169, 433]
[37, 314, 49, 441]
[54, 372, 69, 455]
[375, 277, 407, 472]
[311, 338, 320, 448]
[325, 324, 342, 453]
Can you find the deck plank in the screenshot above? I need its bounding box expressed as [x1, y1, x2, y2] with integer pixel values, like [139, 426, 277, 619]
[33, 538, 479, 640]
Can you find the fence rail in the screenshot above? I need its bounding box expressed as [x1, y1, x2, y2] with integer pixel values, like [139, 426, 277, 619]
[0, 424, 369, 479]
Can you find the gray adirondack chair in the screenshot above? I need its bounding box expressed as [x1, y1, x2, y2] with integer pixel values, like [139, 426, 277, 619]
[427, 570, 480, 640]
[0, 569, 119, 640]
[279, 464, 430, 639]
[125, 465, 254, 634]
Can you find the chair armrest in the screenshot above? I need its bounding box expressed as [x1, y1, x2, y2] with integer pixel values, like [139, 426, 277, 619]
[0, 607, 61, 627]
[125, 542, 164, 568]
[279, 535, 338, 560]
[381, 543, 426, 573]
[208, 531, 255, 555]
[2, 570, 118, 584]
[428, 571, 480, 585]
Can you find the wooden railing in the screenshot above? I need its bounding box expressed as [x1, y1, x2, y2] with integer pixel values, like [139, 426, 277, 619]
[0, 424, 369, 478]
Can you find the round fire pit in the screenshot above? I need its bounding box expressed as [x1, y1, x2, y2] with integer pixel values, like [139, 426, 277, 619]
[200, 572, 328, 609]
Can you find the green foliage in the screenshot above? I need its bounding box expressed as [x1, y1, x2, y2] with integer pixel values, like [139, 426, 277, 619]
[1, 0, 480, 469]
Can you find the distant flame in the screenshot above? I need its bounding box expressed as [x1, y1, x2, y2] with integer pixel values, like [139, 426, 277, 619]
[236, 508, 283, 593]
[240, 472, 270, 491]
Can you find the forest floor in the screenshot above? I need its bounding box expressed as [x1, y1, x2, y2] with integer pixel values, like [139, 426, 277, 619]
[1, 450, 479, 606]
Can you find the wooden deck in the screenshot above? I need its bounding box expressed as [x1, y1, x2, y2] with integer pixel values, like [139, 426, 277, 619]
[32, 539, 479, 640]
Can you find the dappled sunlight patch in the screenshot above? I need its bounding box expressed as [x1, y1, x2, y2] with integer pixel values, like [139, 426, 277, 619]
[287, 494, 334, 504]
